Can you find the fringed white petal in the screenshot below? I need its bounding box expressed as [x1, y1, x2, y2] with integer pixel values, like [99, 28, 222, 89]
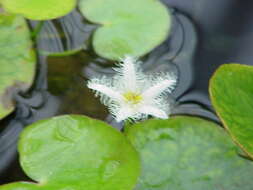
[115, 107, 134, 122]
[87, 82, 122, 102]
[114, 56, 146, 92]
[138, 105, 169, 119]
[142, 75, 176, 100]
[122, 56, 138, 90]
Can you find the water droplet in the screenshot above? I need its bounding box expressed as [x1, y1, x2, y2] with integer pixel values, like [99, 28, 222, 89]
[23, 139, 42, 155]
[54, 117, 81, 143]
[101, 160, 120, 181]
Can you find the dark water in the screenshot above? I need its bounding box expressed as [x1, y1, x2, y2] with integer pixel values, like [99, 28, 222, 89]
[1, 0, 253, 184]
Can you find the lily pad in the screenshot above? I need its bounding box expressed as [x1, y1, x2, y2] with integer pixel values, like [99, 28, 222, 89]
[1, 0, 76, 20]
[126, 116, 253, 190]
[210, 64, 253, 159]
[0, 115, 140, 190]
[0, 13, 36, 120]
[79, 0, 171, 60]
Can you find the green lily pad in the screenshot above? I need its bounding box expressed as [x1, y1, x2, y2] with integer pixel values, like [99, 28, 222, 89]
[0, 13, 36, 120]
[210, 64, 253, 159]
[1, 0, 76, 20]
[126, 116, 253, 190]
[0, 115, 140, 190]
[79, 0, 171, 60]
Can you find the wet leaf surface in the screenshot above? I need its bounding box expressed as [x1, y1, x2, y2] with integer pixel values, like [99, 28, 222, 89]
[210, 64, 253, 159]
[126, 116, 253, 190]
[0, 115, 140, 190]
[0, 13, 36, 120]
[1, 0, 76, 20]
[79, 0, 171, 60]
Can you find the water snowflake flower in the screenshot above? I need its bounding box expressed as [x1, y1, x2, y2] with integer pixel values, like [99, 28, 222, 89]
[87, 56, 177, 122]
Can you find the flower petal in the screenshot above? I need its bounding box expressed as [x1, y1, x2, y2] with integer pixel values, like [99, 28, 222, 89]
[138, 105, 168, 119]
[87, 82, 122, 102]
[142, 77, 176, 99]
[121, 56, 138, 90]
[115, 107, 134, 122]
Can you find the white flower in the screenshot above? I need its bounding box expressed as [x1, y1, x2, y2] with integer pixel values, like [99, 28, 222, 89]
[87, 56, 177, 122]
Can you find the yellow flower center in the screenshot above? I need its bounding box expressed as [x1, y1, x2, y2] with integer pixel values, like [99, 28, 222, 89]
[123, 92, 142, 105]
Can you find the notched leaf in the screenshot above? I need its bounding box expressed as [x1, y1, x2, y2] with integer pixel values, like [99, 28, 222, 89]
[1, 0, 77, 20]
[1, 115, 140, 190]
[0, 14, 36, 120]
[79, 0, 171, 60]
[126, 116, 253, 190]
[210, 64, 253, 159]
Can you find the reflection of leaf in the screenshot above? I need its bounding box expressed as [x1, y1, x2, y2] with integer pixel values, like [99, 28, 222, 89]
[0, 13, 36, 120]
[47, 54, 108, 119]
[210, 64, 253, 159]
[126, 116, 253, 190]
[1, 0, 77, 20]
[79, 0, 171, 60]
[0, 115, 140, 190]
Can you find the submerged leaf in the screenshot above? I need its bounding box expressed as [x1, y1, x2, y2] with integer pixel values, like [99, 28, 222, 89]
[79, 0, 171, 60]
[210, 64, 253, 159]
[0, 13, 36, 120]
[126, 116, 253, 190]
[1, 0, 76, 20]
[0, 115, 140, 190]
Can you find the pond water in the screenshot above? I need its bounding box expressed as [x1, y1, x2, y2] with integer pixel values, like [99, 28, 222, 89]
[1, 0, 253, 184]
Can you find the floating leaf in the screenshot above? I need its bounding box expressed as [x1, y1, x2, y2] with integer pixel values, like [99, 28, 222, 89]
[1, 0, 77, 20]
[126, 116, 253, 190]
[79, 0, 171, 60]
[0, 115, 140, 190]
[210, 64, 253, 159]
[0, 13, 36, 120]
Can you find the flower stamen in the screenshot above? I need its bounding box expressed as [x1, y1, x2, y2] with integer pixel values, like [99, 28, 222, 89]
[123, 91, 143, 105]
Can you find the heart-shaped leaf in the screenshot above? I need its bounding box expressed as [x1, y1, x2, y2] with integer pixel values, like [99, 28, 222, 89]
[126, 116, 253, 190]
[0, 13, 36, 120]
[210, 64, 253, 159]
[79, 0, 171, 60]
[1, 0, 77, 20]
[0, 115, 140, 190]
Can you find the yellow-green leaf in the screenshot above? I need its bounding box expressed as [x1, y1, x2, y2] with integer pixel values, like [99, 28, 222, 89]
[210, 64, 253, 159]
[0, 13, 36, 120]
[79, 0, 171, 60]
[0, 115, 140, 190]
[1, 0, 76, 20]
[126, 116, 253, 190]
